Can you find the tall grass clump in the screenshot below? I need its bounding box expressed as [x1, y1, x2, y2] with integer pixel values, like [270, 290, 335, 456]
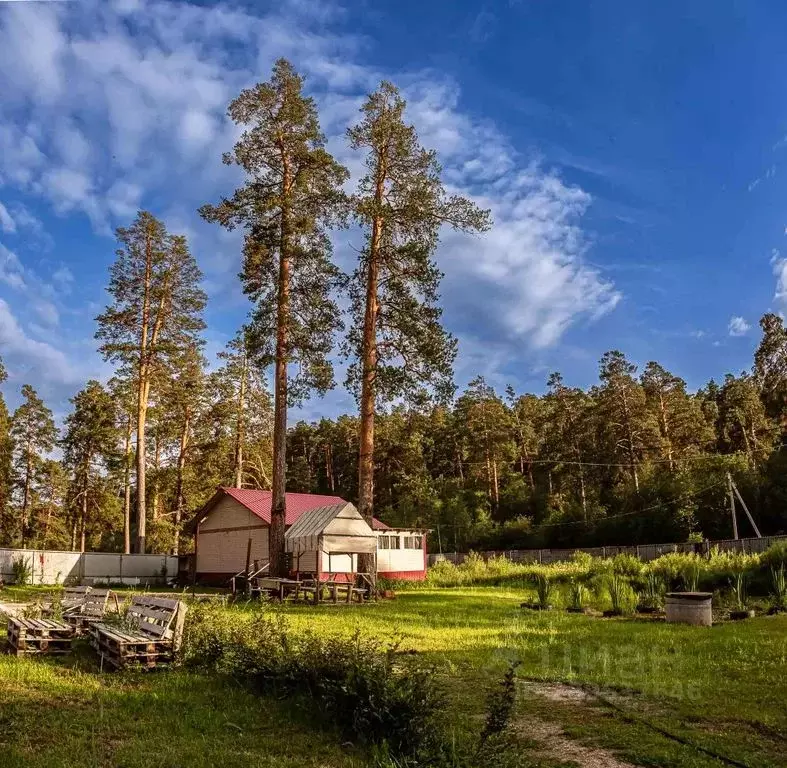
[11, 556, 32, 585]
[184, 604, 526, 766]
[637, 570, 664, 611]
[769, 566, 786, 612]
[535, 574, 553, 609]
[606, 574, 635, 615]
[567, 578, 586, 611]
[681, 558, 703, 591]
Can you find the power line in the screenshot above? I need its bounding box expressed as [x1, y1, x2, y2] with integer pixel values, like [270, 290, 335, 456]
[531, 478, 728, 530]
[451, 444, 785, 470]
[434, 478, 729, 532]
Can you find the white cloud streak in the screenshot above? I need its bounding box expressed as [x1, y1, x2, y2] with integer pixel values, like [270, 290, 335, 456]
[0, 0, 621, 404]
[728, 316, 751, 337]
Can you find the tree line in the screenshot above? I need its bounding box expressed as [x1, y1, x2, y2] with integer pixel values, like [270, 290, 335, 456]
[1, 59, 784, 562]
[0, 60, 489, 570]
[285, 335, 787, 553]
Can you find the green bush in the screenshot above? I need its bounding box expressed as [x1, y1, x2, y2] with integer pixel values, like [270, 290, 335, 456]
[567, 578, 586, 610]
[770, 566, 786, 611]
[182, 604, 444, 760]
[421, 542, 787, 600]
[11, 556, 32, 585]
[606, 574, 636, 614]
[535, 574, 553, 609]
[762, 541, 787, 569]
[610, 553, 644, 579]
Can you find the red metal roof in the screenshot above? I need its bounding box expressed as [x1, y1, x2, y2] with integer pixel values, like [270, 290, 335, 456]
[219, 487, 389, 529]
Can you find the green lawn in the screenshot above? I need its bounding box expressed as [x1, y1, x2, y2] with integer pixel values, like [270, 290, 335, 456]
[1, 587, 785, 767]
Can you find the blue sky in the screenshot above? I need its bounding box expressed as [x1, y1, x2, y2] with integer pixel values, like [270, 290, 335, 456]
[0, 0, 785, 420]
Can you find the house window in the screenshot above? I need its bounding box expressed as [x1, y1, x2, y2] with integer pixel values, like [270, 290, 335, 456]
[378, 535, 400, 549]
[404, 536, 422, 549]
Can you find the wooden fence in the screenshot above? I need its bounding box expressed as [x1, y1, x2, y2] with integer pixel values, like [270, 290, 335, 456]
[427, 534, 787, 567]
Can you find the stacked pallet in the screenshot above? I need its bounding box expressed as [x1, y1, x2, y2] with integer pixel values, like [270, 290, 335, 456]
[7, 617, 75, 656]
[90, 595, 186, 671]
[90, 624, 176, 669]
[63, 588, 113, 634]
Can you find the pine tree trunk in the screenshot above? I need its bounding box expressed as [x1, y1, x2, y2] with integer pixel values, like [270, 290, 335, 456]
[659, 392, 674, 471]
[325, 443, 335, 492]
[21, 450, 32, 547]
[174, 411, 190, 556]
[80, 454, 90, 553]
[80, 488, 87, 554]
[152, 432, 161, 520]
[123, 414, 132, 555]
[491, 458, 499, 509]
[135, 378, 149, 553]
[233, 351, 247, 488]
[269, 159, 291, 578]
[620, 385, 640, 492]
[357, 165, 386, 581]
[135, 229, 153, 555]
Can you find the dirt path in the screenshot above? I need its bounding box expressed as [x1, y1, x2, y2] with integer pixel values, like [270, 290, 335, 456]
[518, 681, 638, 768]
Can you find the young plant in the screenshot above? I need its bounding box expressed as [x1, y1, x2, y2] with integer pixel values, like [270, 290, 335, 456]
[568, 579, 586, 611]
[11, 556, 32, 585]
[770, 566, 786, 611]
[535, 574, 553, 609]
[607, 574, 634, 615]
[681, 559, 702, 592]
[731, 571, 748, 612]
[638, 571, 664, 610]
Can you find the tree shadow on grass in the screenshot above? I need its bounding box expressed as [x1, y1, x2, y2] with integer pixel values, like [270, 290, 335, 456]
[0, 653, 361, 768]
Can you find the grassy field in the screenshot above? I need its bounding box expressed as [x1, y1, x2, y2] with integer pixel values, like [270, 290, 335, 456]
[1, 586, 785, 767]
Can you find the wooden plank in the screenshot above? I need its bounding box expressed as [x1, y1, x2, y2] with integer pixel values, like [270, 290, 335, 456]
[135, 621, 168, 638]
[128, 605, 175, 623]
[134, 596, 180, 610]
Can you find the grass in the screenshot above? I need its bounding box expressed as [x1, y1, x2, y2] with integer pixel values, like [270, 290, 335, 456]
[1, 585, 786, 767]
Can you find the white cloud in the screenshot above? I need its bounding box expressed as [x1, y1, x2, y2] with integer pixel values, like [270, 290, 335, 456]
[0, 298, 79, 389]
[0, 0, 622, 401]
[728, 316, 751, 337]
[0, 202, 16, 233]
[0, 243, 26, 290]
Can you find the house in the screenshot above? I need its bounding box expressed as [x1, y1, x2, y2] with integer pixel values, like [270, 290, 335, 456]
[184, 487, 428, 584]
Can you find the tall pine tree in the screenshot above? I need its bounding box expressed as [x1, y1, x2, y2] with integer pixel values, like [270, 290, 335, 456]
[96, 212, 206, 553]
[200, 60, 348, 576]
[11, 385, 57, 547]
[346, 82, 491, 568]
[61, 381, 118, 552]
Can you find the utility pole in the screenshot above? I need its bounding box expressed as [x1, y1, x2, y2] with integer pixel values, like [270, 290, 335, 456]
[730, 475, 763, 538]
[727, 472, 738, 540]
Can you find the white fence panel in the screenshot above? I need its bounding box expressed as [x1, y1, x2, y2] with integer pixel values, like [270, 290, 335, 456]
[0, 548, 177, 585]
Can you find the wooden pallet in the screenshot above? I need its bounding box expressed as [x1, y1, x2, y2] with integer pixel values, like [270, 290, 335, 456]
[41, 585, 91, 618]
[7, 617, 75, 656]
[90, 595, 186, 671]
[63, 589, 114, 634]
[90, 626, 175, 669]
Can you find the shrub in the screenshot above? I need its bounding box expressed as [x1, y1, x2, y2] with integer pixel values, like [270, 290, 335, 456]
[770, 566, 786, 611]
[731, 572, 748, 611]
[762, 541, 787, 570]
[11, 556, 32, 585]
[182, 604, 444, 760]
[567, 579, 586, 610]
[607, 574, 635, 615]
[535, 575, 553, 609]
[610, 553, 643, 579]
[638, 570, 664, 610]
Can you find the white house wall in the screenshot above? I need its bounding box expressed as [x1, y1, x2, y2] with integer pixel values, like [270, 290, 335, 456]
[196, 497, 269, 574]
